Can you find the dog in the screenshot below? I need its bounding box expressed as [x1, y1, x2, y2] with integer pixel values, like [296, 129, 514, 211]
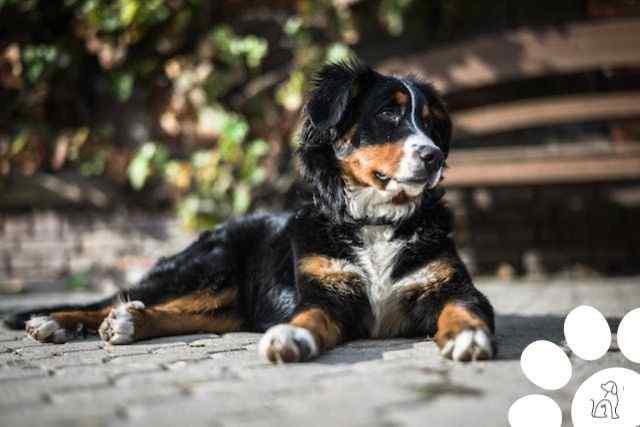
[4, 60, 496, 363]
[591, 380, 620, 419]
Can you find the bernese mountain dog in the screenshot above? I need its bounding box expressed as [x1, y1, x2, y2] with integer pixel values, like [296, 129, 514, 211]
[4, 60, 496, 363]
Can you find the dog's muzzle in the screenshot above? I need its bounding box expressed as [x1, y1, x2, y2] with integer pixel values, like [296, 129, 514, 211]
[397, 134, 444, 189]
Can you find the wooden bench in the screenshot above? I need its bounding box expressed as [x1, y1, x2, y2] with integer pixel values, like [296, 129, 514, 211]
[379, 18, 640, 187]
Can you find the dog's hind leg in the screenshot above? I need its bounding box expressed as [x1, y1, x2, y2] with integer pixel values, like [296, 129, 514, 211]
[98, 287, 244, 344]
[6, 228, 237, 344]
[12, 297, 118, 344]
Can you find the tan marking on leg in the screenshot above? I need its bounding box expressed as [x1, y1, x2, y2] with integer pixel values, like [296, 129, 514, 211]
[341, 142, 405, 188]
[425, 260, 457, 285]
[107, 288, 244, 342]
[397, 258, 458, 294]
[299, 255, 334, 276]
[374, 260, 458, 337]
[434, 303, 487, 349]
[298, 255, 364, 297]
[290, 308, 342, 351]
[51, 307, 112, 333]
[155, 288, 238, 313]
[128, 310, 243, 341]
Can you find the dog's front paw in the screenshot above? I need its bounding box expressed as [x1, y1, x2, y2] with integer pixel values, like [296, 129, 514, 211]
[258, 324, 319, 363]
[99, 301, 145, 345]
[437, 328, 494, 362]
[26, 316, 74, 344]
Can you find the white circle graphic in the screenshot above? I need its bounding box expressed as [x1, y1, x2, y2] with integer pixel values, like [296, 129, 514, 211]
[520, 340, 572, 390]
[617, 308, 640, 363]
[564, 305, 612, 361]
[572, 367, 640, 427]
[508, 394, 562, 427]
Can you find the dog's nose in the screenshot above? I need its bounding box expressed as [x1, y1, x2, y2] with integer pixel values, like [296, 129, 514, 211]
[417, 145, 444, 170]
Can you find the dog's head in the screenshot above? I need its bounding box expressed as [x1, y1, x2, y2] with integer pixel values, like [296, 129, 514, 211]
[298, 60, 451, 223]
[601, 381, 618, 395]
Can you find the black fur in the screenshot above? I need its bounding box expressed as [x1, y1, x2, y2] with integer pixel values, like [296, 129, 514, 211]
[4, 60, 494, 360]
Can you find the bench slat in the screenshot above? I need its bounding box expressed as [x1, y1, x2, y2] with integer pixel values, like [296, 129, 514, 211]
[446, 152, 640, 186]
[452, 92, 640, 137]
[450, 141, 640, 163]
[380, 18, 640, 93]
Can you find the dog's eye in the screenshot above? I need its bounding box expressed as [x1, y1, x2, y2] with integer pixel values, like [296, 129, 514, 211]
[377, 107, 400, 123]
[374, 171, 391, 183]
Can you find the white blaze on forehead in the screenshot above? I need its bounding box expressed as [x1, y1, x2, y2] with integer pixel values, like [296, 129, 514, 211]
[397, 79, 442, 189]
[400, 79, 426, 133]
[399, 79, 438, 150]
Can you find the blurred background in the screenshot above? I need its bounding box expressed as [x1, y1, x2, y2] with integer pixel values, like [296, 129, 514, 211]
[1, 0, 639, 295]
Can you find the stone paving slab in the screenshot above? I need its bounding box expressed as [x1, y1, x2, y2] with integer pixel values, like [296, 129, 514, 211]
[0, 279, 639, 427]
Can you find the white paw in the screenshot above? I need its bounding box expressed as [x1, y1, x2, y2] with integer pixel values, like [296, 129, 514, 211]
[258, 324, 319, 363]
[26, 316, 72, 344]
[98, 301, 145, 345]
[440, 328, 494, 362]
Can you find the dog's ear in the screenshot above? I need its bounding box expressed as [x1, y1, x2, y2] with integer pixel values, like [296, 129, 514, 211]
[298, 59, 375, 221]
[415, 81, 452, 157]
[306, 59, 375, 132]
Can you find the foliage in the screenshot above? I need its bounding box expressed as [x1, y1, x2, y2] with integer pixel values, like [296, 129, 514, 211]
[0, 0, 414, 229]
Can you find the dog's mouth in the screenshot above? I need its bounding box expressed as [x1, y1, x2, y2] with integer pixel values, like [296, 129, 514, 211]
[395, 167, 443, 190]
[396, 176, 429, 185]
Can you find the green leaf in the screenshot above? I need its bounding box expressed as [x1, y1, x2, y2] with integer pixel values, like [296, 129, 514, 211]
[379, 0, 414, 36]
[222, 116, 248, 145]
[284, 17, 303, 36]
[128, 142, 157, 189]
[80, 147, 109, 176]
[112, 72, 134, 102]
[232, 184, 250, 214]
[248, 167, 266, 185]
[247, 139, 269, 159]
[23, 45, 59, 83]
[326, 43, 352, 63]
[210, 25, 268, 68]
[276, 70, 305, 111]
[11, 130, 30, 155]
[243, 36, 268, 68]
[120, 0, 139, 25]
[128, 154, 151, 189]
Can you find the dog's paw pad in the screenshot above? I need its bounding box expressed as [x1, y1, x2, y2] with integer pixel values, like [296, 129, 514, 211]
[99, 301, 144, 345]
[440, 328, 494, 362]
[25, 316, 71, 344]
[258, 324, 318, 364]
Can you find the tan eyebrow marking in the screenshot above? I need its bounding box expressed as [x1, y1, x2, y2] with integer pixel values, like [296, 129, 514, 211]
[422, 104, 430, 121]
[393, 91, 409, 106]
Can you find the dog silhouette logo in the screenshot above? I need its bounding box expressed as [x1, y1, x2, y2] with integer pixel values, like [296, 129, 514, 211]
[590, 380, 620, 419]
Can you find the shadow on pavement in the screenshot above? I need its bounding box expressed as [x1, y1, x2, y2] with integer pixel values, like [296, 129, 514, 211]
[495, 314, 621, 360]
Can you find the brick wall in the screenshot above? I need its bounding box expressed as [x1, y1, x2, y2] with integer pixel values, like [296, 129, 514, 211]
[0, 211, 196, 293]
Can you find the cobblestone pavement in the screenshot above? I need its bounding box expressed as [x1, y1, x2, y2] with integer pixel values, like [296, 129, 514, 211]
[1, 280, 638, 427]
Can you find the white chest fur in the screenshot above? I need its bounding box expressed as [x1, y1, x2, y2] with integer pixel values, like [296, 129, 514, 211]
[355, 225, 410, 337]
